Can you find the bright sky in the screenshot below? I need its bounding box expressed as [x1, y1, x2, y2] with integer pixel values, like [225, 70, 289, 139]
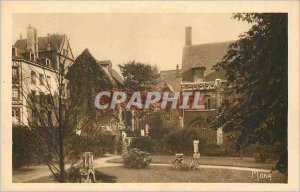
[13, 13, 252, 72]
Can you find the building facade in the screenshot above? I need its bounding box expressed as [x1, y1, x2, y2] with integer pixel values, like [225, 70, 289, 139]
[12, 25, 74, 126]
[160, 26, 232, 144]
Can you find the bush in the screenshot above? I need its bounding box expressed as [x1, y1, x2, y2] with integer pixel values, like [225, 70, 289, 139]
[68, 131, 115, 160]
[171, 159, 200, 172]
[204, 143, 227, 156]
[255, 144, 281, 163]
[163, 128, 207, 155]
[12, 125, 36, 169]
[131, 137, 153, 152]
[123, 148, 151, 169]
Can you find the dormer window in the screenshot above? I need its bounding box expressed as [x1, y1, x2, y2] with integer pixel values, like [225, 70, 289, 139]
[12, 47, 18, 57]
[45, 58, 51, 67]
[29, 52, 35, 61]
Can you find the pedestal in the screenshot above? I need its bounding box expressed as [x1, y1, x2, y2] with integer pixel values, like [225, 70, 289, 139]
[193, 153, 200, 159]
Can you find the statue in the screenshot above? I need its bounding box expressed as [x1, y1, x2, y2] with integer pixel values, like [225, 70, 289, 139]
[122, 131, 127, 142]
[193, 140, 200, 159]
[79, 152, 96, 183]
[145, 124, 149, 136]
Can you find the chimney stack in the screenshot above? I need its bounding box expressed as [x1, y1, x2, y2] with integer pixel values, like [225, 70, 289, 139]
[185, 26, 192, 46]
[27, 24, 39, 58]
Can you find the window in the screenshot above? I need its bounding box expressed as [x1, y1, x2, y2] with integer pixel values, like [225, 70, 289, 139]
[30, 52, 35, 61]
[12, 66, 19, 83]
[12, 47, 17, 57]
[204, 96, 211, 109]
[12, 88, 20, 101]
[31, 109, 37, 118]
[39, 73, 44, 85]
[30, 90, 36, 102]
[46, 94, 52, 105]
[39, 92, 45, 105]
[12, 108, 21, 124]
[47, 76, 51, 88]
[63, 48, 68, 56]
[46, 59, 51, 67]
[31, 71, 36, 84]
[207, 99, 211, 109]
[47, 110, 52, 125]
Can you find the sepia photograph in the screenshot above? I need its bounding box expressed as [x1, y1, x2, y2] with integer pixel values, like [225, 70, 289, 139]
[1, 1, 299, 191]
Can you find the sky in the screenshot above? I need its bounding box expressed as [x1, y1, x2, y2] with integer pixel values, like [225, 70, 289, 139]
[13, 13, 252, 72]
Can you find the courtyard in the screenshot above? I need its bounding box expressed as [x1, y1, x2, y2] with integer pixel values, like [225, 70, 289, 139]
[14, 155, 287, 183]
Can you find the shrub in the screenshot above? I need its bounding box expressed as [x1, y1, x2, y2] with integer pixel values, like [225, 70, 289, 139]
[255, 144, 281, 163]
[163, 128, 207, 155]
[12, 125, 36, 169]
[171, 159, 200, 172]
[68, 131, 115, 160]
[123, 148, 151, 169]
[131, 137, 154, 152]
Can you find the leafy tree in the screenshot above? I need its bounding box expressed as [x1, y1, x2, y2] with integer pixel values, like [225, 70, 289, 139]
[212, 13, 288, 172]
[118, 61, 161, 132]
[119, 61, 160, 92]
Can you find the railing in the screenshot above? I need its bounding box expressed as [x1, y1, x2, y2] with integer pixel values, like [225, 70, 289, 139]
[181, 81, 216, 91]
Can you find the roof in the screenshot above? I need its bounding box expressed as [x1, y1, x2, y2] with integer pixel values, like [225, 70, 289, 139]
[204, 70, 226, 81]
[96, 60, 124, 84]
[14, 34, 66, 52]
[111, 69, 124, 83]
[159, 69, 182, 92]
[182, 41, 234, 76]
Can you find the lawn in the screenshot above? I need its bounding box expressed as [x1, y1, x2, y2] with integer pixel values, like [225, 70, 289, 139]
[27, 165, 287, 183]
[95, 165, 287, 183]
[107, 155, 276, 169]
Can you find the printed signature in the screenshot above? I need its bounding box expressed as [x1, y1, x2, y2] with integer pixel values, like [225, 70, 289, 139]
[251, 170, 272, 182]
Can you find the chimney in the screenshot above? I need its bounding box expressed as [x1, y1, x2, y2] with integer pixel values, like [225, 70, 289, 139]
[176, 64, 179, 75]
[27, 25, 39, 58]
[185, 26, 192, 46]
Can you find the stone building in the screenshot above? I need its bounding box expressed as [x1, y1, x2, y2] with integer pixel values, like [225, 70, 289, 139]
[160, 26, 233, 144]
[12, 25, 74, 125]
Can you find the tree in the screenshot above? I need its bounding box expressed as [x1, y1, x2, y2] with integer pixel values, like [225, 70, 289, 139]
[15, 49, 117, 182]
[119, 61, 160, 92]
[212, 13, 288, 172]
[118, 61, 161, 131]
[16, 48, 72, 182]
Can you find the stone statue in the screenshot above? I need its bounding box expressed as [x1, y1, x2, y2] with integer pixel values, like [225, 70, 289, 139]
[79, 152, 96, 183]
[193, 140, 200, 159]
[122, 131, 127, 142]
[145, 124, 149, 136]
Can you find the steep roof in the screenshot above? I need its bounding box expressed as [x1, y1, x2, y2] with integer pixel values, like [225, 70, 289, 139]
[111, 69, 124, 84]
[96, 60, 124, 84]
[182, 41, 234, 76]
[204, 70, 226, 81]
[14, 34, 66, 52]
[159, 69, 182, 92]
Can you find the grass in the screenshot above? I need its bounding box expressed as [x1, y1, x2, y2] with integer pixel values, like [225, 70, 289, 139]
[25, 170, 117, 183]
[107, 155, 276, 169]
[27, 165, 287, 183]
[95, 165, 287, 183]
